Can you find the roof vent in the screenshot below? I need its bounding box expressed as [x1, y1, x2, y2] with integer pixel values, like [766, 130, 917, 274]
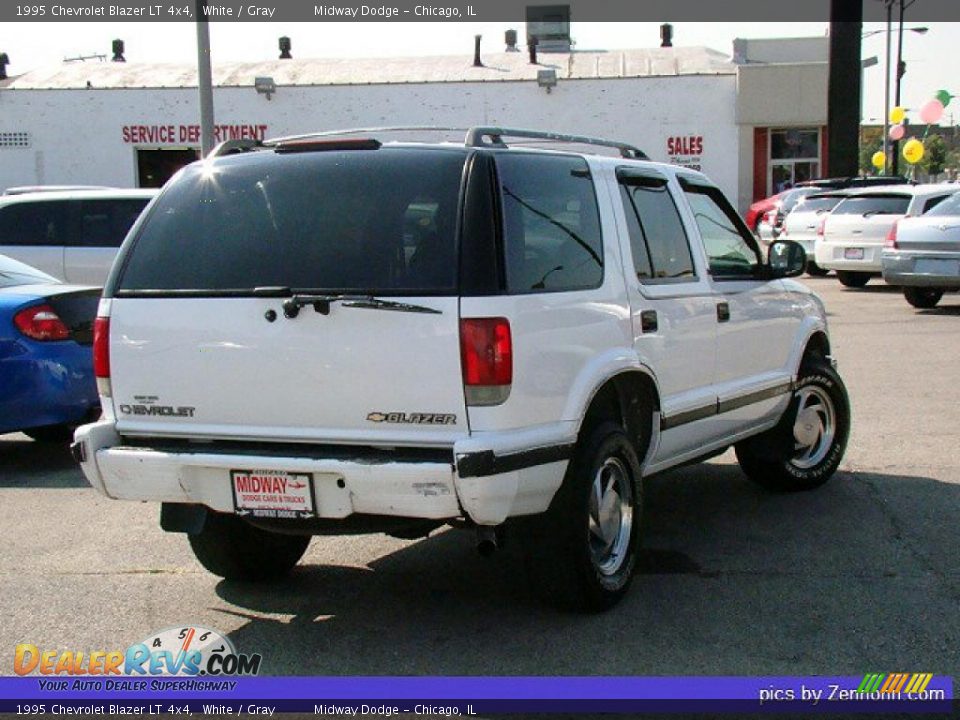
[660, 23, 673, 48]
[525, 4, 571, 53]
[473, 35, 483, 67]
[505, 29, 519, 52]
[111, 39, 125, 62]
[0, 53, 8, 79]
[279, 36, 292, 60]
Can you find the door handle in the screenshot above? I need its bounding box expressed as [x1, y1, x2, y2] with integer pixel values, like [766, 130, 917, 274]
[640, 309, 658, 333]
[717, 302, 730, 323]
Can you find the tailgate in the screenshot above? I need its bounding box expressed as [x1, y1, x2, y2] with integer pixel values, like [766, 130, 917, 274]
[108, 297, 467, 445]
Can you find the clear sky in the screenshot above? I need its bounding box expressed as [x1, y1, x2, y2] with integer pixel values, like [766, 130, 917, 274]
[4, 21, 960, 126]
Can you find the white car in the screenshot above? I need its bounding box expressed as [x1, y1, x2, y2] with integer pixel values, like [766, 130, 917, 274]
[0, 188, 158, 286]
[814, 185, 958, 288]
[72, 128, 850, 611]
[779, 190, 852, 276]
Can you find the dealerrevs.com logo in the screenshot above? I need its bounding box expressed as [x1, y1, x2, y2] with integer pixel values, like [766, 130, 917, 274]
[15, 625, 261, 678]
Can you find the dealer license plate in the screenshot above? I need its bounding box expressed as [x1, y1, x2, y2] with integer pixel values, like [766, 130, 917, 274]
[844, 248, 864, 260]
[231, 469, 316, 519]
[915, 258, 960, 276]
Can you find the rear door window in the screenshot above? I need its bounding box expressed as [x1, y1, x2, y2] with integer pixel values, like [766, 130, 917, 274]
[496, 153, 603, 293]
[77, 199, 151, 247]
[0, 201, 70, 246]
[925, 192, 960, 217]
[117, 149, 467, 294]
[832, 195, 911, 216]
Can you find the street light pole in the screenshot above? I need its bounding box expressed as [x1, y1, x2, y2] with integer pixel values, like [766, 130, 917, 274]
[892, 0, 907, 174]
[195, 0, 215, 158]
[882, 0, 892, 175]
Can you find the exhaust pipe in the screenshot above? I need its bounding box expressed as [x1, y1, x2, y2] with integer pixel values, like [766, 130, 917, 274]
[476, 526, 499, 557]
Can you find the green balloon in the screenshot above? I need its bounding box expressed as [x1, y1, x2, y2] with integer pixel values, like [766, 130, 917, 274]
[936, 89, 952, 108]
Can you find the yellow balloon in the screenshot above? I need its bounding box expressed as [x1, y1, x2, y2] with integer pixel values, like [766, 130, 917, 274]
[903, 138, 924, 164]
[890, 106, 906, 124]
[871, 150, 886, 169]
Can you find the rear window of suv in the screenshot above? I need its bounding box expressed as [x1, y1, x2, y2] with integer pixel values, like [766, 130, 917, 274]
[832, 195, 910, 216]
[116, 148, 467, 295]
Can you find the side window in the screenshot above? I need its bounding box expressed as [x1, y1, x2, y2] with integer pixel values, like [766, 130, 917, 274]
[497, 153, 603, 293]
[922, 195, 948, 214]
[0, 201, 68, 247]
[77, 199, 150, 247]
[618, 176, 695, 282]
[681, 181, 761, 279]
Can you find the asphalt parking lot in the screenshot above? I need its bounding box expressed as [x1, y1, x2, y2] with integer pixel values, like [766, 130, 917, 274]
[1, 278, 958, 681]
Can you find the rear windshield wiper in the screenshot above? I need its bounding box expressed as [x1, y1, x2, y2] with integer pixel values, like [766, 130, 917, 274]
[282, 294, 442, 318]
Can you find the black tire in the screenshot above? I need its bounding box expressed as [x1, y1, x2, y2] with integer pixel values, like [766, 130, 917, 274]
[903, 287, 943, 309]
[518, 422, 644, 612]
[24, 424, 75, 443]
[836, 270, 871, 288]
[805, 260, 829, 277]
[736, 361, 850, 492]
[188, 512, 310, 581]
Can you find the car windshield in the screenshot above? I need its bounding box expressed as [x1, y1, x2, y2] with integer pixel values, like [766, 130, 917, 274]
[832, 195, 910, 216]
[794, 195, 847, 214]
[0, 255, 58, 288]
[924, 191, 960, 217]
[118, 148, 467, 295]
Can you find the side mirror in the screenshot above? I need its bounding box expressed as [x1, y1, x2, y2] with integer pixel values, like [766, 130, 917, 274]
[767, 240, 806, 278]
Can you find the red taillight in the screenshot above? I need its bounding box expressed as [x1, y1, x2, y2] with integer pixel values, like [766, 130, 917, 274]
[816, 218, 826, 238]
[93, 317, 110, 378]
[13, 304, 70, 341]
[885, 220, 899, 249]
[460, 317, 512, 406]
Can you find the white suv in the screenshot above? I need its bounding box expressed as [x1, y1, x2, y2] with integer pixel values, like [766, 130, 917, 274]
[73, 128, 850, 611]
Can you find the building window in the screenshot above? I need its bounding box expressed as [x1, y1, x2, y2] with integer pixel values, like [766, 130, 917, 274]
[769, 128, 820, 195]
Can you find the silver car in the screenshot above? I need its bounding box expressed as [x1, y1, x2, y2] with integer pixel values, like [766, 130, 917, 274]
[882, 190, 960, 308]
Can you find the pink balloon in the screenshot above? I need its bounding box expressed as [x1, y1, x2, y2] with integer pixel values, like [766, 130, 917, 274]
[919, 99, 945, 124]
[888, 124, 905, 140]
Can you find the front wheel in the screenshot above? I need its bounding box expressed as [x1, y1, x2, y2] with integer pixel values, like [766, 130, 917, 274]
[518, 422, 643, 612]
[903, 287, 943, 309]
[836, 271, 871, 288]
[188, 512, 310, 581]
[736, 362, 850, 492]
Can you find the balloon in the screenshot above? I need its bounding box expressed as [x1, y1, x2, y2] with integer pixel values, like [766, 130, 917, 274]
[889, 106, 906, 124]
[871, 150, 886, 170]
[919, 99, 944, 124]
[902, 138, 924, 164]
[888, 124, 905, 141]
[935, 90, 952, 108]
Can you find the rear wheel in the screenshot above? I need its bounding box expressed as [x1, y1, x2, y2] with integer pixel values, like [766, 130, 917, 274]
[805, 261, 829, 277]
[736, 361, 850, 492]
[836, 271, 871, 288]
[518, 422, 643, 612]
[188, 512, 310, 581]
[903, 287, 943, 309]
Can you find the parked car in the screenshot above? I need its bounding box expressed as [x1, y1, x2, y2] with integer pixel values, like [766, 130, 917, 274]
[0, 188, 157, 286]
[745, 192, 783, 236]
[0, 253, 101, 441]
[73, 127, 850, 612]
[882, 190, 960, 308]
[814, 185, 958, 287]
[758, 187, 821, 246]
[797, 175, 912, 190]
[779, 190, 853, 276]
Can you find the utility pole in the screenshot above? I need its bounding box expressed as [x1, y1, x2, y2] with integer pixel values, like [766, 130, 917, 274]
[195, 0, 215, 157]
[882, 0, 893, 174]
[892, 0, 906, 174]
[827, 0, 863, 178]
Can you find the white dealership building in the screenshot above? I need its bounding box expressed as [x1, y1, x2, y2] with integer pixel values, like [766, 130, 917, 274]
[0, 35, 829, 212]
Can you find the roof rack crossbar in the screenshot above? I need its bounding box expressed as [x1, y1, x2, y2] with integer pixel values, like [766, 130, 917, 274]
[264, 126, 470, 147]
[465, 126, 648, 159]
[209, 138, 265, 158]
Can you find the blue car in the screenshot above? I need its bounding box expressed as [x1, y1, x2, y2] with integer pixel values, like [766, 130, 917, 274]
[0, 253, 101, 441]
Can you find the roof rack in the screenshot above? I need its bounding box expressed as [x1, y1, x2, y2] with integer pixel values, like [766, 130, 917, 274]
[259, 126, 647, 159]
[466, 127, 648, 159]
